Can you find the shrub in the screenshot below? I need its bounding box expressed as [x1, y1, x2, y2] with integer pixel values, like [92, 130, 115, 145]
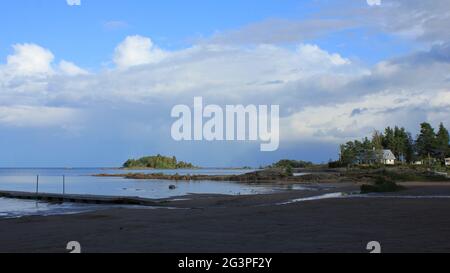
[360, 176, 405, 193]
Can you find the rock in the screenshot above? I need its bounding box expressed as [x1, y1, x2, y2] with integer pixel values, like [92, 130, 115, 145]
[169, 185, 177, 190]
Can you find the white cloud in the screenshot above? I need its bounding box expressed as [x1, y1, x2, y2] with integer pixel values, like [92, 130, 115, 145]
[367, 0, 381, 6]
[66, 0, 81, 6]
[113, 35, 167, 68]
[281, 90, 430, 143]
[358, 0, 450, 43]
[0, 35, 448, 146]
[46, 41, 357, 105]
[6, 43, 54, 76]
[59, 60, 89, 76]
[297, 44, 350, 67]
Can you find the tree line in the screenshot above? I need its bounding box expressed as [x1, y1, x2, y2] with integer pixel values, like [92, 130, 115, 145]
[337, 122, 450, 166]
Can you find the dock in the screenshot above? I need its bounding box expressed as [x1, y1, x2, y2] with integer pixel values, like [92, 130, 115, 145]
[0, 190, 159, 206]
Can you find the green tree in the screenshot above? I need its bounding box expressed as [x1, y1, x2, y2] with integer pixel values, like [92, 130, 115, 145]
[123, 154, 196, 169]
[404, 132, 415, 163]
[340, 141, 358, 166]
[416, 122, 437, 160]
[436, 123, 450, 161]
[272, 159, 313, 169]
[383, 127, 395, 151]
[392, 127, 411, 162]
[371, 130, 384, 150]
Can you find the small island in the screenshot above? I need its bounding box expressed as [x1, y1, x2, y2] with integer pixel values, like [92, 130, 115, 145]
[123, 154, 196, 169]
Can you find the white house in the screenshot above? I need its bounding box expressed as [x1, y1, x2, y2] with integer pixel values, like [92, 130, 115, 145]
[382, 150, 396, 165]
[445, 158, 450, 166]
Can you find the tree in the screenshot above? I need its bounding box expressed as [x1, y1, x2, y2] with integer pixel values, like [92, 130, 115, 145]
[392, 127, 411, 162]
[416, 122, 437, 160]
[371, 130, 384, 150]
[339, 122, 447, 166]
[271, 159, 313, 169]
[404, 132, 415, 163]
[123, 154, 195, 169]
[340, 141, 359, 166]
[436, 123, 450, 161]
[383, 127, 395, 151]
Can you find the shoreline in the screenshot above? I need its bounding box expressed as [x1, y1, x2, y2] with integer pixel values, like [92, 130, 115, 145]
[2, 182, 450, 252]
[93, 167, 450, 184]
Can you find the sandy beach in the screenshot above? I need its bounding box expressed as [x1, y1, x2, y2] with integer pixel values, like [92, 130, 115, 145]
[1, 182, 450, 253]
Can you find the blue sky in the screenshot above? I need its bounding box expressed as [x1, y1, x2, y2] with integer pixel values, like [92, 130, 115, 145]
[0, 0, 410, 67]
[1, 1, 315, 66]
[0, 0, 449, 167]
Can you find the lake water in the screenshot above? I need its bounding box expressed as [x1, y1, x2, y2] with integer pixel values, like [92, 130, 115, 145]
[0, 168, 275, 218]
[0, 168, 267, 198]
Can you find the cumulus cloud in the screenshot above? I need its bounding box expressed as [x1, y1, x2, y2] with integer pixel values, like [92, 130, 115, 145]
[0, 43, 87, 79]
[113, 35, 167, 68]
[5, 43, 54, 76]
[66, 0, 81, 6]
[0, 43, 88, 129]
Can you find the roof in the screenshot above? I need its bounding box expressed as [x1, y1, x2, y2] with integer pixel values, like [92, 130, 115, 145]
[383, 150, 396, 160]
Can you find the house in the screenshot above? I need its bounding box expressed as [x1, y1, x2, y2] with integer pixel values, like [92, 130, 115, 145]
[445, 158, 450, 166]
[357, 149, 396, 165]
[382, 149, 396, 165]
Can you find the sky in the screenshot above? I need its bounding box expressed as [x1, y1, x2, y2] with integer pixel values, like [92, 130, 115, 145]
[0, 0, 449, 167]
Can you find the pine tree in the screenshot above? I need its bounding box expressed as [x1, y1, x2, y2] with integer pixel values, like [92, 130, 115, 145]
[416, 122, 437, 160]
[383, 127, 395, 151]
[436, 123, 450, 161]
[371, 130, 384, 150]
[405, 132, 415, 163]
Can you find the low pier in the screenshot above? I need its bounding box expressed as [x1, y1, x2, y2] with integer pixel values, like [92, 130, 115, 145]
[0, 190, 158, 206]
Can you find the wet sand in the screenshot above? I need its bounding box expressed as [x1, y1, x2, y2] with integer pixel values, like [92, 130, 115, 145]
[1, 183, 450, 253]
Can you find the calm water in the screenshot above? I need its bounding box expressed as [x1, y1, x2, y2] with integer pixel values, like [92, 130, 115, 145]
[0, 168, 266, 198]
[0, 168, 272, 218]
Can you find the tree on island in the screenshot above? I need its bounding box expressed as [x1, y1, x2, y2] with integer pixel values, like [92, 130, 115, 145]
[123, 154, 196, 169]
[270, 159, 313, 169]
